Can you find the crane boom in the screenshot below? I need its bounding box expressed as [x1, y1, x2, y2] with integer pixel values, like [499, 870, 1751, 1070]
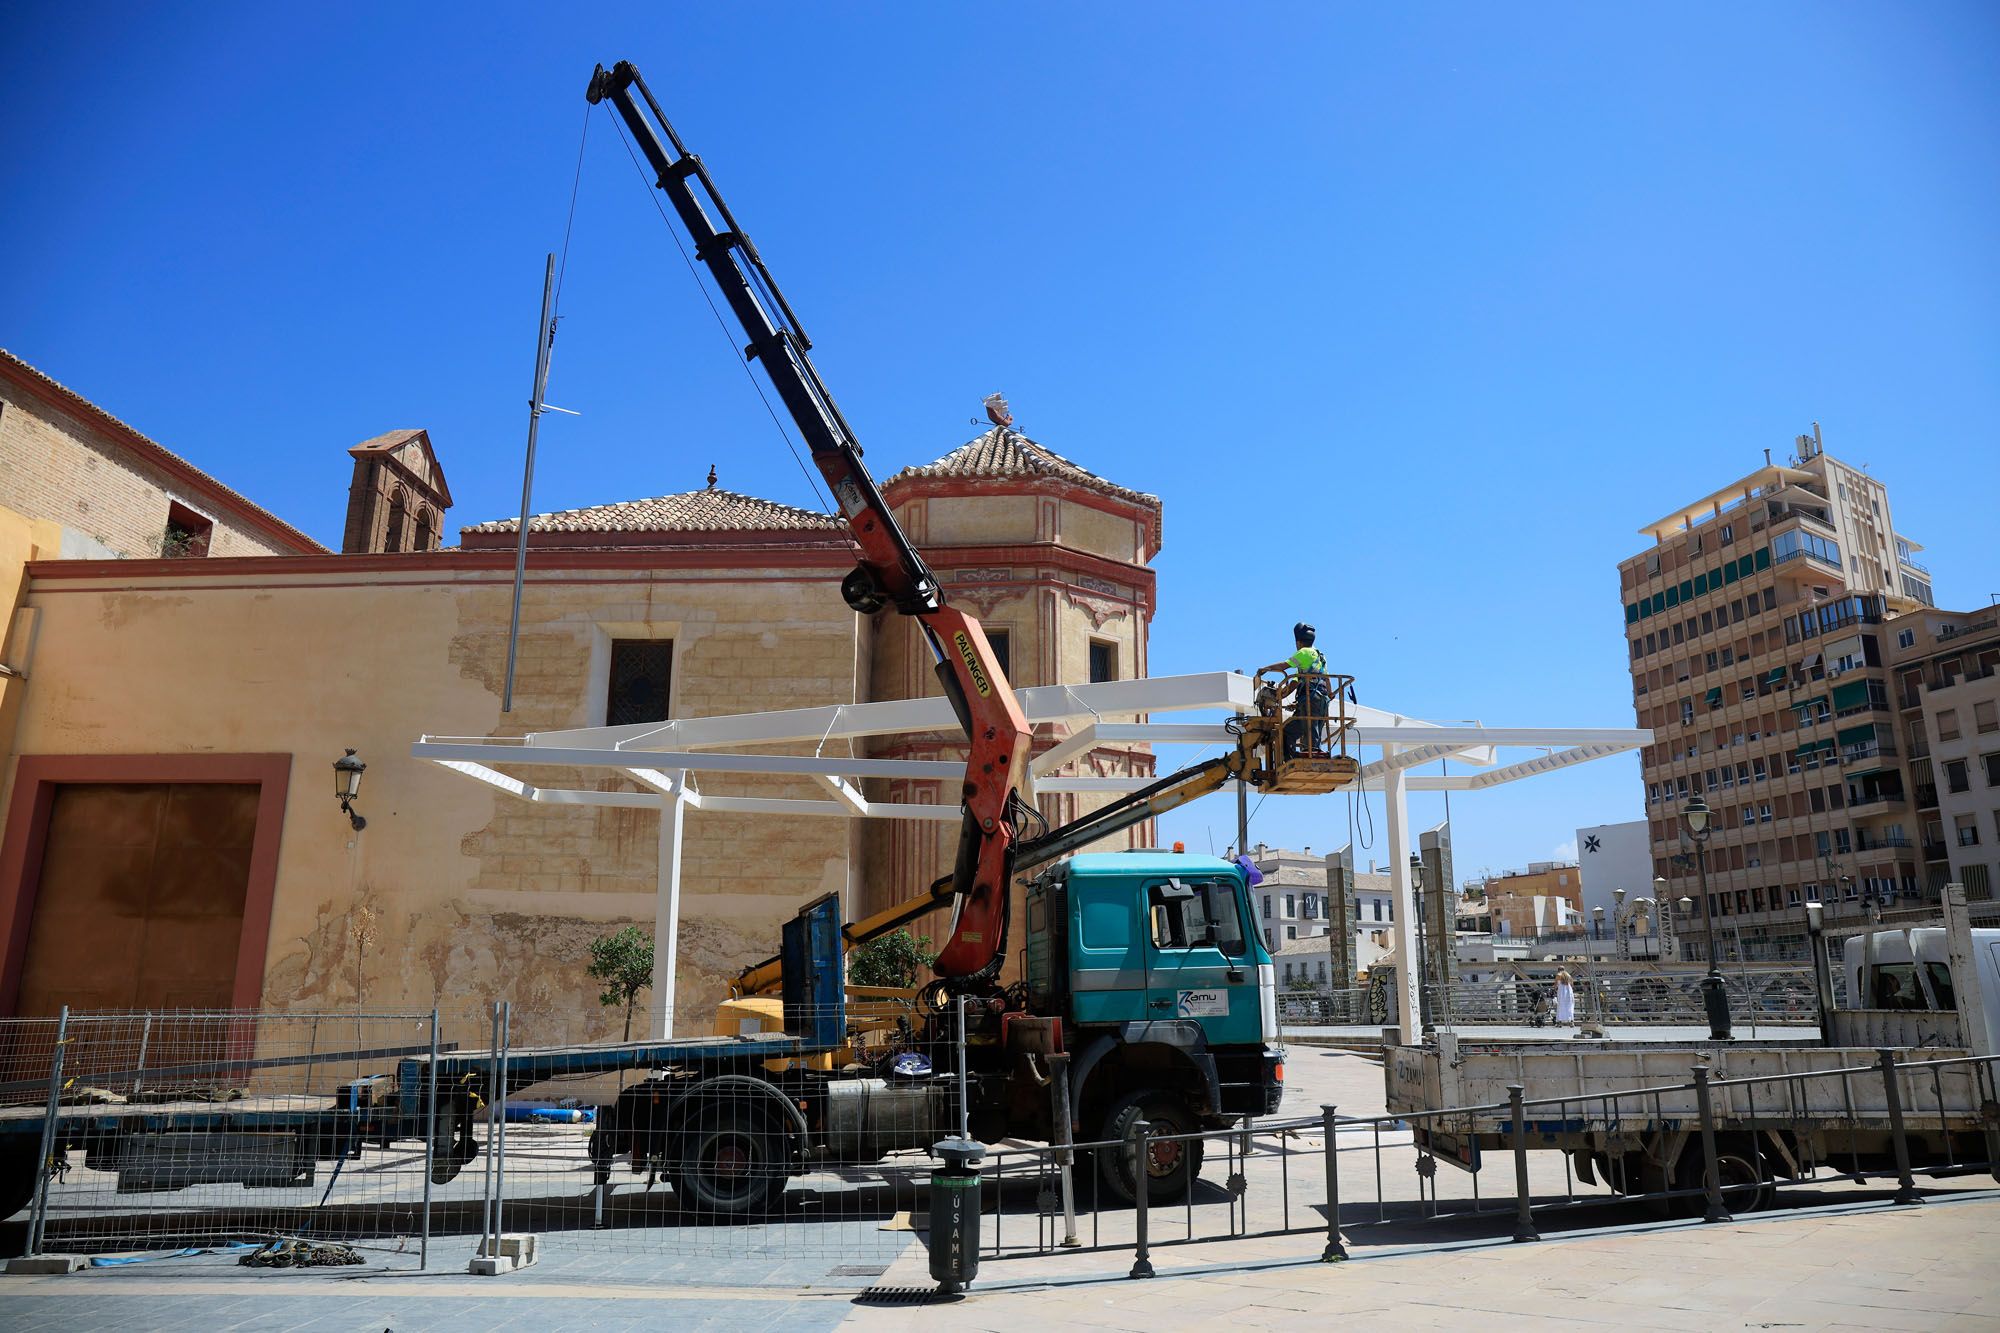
[588, 61, 1030, 980]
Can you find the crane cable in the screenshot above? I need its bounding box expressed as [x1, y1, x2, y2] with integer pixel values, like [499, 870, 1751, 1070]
[600, 107, 838, 519]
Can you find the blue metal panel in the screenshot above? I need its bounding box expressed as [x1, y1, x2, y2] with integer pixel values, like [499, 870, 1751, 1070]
[782, 892, 846, 1048]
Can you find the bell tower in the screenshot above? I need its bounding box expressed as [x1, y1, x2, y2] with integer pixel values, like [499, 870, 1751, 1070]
[342, 429, 453, 554]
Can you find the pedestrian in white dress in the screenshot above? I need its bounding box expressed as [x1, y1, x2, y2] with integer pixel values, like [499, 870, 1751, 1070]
[1554, 969, 1576, 1025]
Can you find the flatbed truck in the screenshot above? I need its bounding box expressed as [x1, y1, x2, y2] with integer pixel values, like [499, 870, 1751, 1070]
[1384, 885, 2000, 1205]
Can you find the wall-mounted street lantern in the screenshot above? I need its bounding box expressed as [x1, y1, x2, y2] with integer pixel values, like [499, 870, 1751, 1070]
[334, 748, 367, 831]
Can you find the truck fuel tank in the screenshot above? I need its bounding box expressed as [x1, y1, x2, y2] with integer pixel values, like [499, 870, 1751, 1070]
[823, 1078, 957, 1163]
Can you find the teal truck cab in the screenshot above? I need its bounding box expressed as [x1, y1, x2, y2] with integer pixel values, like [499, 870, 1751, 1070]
[1009, 851, 1284, 1201]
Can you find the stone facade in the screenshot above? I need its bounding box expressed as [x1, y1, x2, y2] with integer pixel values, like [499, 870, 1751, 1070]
[0, 415, 1164, 1037]
[2, 550, 867, 1043]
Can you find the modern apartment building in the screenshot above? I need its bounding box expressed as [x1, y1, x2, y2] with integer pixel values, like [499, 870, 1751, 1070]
[1889, 605, 2000, 906]
[1619, 425, 1934, 961]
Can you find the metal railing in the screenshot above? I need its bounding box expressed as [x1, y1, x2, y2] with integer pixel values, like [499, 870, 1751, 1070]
[961, 1047, 2000, 1285]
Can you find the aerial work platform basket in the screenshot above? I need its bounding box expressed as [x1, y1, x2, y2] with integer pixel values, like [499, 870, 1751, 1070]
[1242, 664, 1360, 794]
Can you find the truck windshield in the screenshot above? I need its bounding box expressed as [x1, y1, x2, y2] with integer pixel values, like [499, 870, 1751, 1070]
[1148, 878, 1247, 957]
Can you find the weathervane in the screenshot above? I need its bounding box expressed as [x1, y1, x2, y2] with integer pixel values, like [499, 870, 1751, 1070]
[982, 393, 1013, 430]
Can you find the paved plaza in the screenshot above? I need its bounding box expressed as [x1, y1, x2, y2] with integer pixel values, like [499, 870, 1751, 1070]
[1, 1191, 1994, 1330]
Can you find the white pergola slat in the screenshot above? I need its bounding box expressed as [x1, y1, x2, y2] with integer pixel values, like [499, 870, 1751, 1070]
[415, 669, 1650, 1043]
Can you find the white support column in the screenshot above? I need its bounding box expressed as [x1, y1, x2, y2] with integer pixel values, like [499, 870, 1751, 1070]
[651, 771, 688, 1040]
[1382, 752, 1422, 1046]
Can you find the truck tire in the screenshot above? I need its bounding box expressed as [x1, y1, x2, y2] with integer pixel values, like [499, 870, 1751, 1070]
[674, 1105, 788, 1218]
[1097, 1090, 1203, 1207]
[1672, 1141, 1772, 1215]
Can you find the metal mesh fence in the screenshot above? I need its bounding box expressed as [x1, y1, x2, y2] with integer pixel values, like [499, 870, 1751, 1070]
[7, 1000, 1988, 1291]
[474, 996, 965, 1279]
[0, 1009, 444, 1267]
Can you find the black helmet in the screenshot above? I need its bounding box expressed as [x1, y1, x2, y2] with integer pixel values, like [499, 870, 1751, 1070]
[1294, 622, 1316, 646]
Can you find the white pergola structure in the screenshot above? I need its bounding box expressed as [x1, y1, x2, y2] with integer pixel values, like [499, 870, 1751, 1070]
[413, 671, 1650, 1043]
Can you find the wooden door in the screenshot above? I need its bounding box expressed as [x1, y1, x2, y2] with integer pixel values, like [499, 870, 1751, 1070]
[16, 783, 257, 1016]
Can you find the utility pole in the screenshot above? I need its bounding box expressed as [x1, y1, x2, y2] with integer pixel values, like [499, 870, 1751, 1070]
[502, 254, 559, 714]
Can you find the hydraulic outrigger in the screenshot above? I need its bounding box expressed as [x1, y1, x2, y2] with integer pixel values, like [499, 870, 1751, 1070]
[586, 61, 1358, 1000]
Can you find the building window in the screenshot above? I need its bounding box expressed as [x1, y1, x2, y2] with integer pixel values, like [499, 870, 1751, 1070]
[1955, 814, 1980, 848]
[383, 490, 407, 553]
[1088, 639, 1117, 684]
[606, 639, 674, 726]
[1984, 752, 2000, 787]
[413, 507, 437, 552]
[161, 501, 213, 558]
[1897, 629, 1916, 649]
[1372, 900, 1383, 922]
[1287, 926, 1298, 940]
[1263, 894, 1272, 919]
[1976, 701, 1998, 735]
[1945, 759, 1970, 795]
[1939, 710, 1960, 741]
[987, 628, 1011, 680]
[1284, 894, 1296, 918]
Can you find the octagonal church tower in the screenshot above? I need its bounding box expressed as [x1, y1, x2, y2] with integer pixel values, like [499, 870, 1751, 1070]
[859, 422, 1163, 934]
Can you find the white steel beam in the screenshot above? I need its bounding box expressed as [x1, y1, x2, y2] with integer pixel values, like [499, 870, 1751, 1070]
[1029, 723, 1101, 776]
[651, 772, 686, 1041]
[414, 741, 964, 782]
[1382, 757, 1421, 1045]
[813, 774, 870, 814]
[1350, 726, 1649, 748]
[515, 670, 1258, 753]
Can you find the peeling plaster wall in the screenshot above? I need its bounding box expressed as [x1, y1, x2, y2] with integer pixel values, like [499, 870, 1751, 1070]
[8, 564, 863, 1036]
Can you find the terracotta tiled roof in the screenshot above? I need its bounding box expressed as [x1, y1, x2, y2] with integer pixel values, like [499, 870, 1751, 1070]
[0, 348, 327, 554]
[462, 487, 845, 537]
[886, 427, 1159, 509]
[351, 429, 426, 455]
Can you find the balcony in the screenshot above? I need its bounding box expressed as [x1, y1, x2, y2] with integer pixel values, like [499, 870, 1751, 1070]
[1841, 782, 1906, 810]
[1922, 840, 1947, 861]
[1840, 739, 1897, 768]
[1853, 834, 1913, 853]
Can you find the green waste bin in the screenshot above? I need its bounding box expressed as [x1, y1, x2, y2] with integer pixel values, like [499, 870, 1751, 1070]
[928, 1137, 985, 1294]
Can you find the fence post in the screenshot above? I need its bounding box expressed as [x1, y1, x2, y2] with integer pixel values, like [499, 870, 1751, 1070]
[1878, 1049, 1922, 1206]
[1320, 1103, 1346, 1261]
[1128, 1119, 1155, 1278]
[1049, 1053, 1080, 1248]
[1507, 1085, 1539, 1243]
[479, 1001, 498, 1262]
[1691, 1065, 1732, 1223]
[421, 1008, 439, 1270]
[24, 1005, 70, 1259]
[131, 1013, 152, 1103]
[496, 1001, 511, 1244]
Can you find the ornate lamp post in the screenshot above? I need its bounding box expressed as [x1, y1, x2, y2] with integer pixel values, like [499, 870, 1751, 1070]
[1682, 795, 1731, 1039]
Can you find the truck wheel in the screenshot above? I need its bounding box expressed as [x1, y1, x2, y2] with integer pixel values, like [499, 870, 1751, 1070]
[1097, 1090, 1204, 1207]
[675, 1106, 788, 1217]
[0, 1140, 39, 1221]
[1673, 1144, 1771, 1215]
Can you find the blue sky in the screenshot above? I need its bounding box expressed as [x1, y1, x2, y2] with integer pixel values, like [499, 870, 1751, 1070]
[4, 3, 1995, 882]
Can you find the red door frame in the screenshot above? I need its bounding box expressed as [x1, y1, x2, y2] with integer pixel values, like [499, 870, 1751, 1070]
[0, 754, 292, 1016]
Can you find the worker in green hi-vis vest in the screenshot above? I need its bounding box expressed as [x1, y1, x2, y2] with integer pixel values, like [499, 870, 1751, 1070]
[1285, 622, 1331, 758]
